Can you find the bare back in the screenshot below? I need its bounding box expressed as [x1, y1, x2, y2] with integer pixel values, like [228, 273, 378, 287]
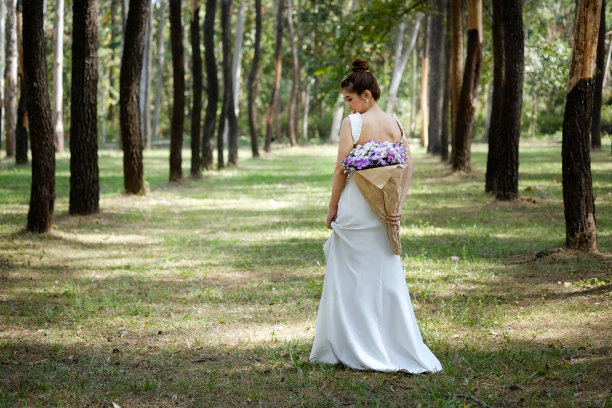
[354, 111, 404, 146]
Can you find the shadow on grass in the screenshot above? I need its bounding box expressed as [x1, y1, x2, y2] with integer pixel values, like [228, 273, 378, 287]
[1, 332, 609, 407]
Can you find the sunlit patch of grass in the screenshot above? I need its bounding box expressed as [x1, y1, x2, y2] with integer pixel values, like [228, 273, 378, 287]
[0, 142, 610, 407]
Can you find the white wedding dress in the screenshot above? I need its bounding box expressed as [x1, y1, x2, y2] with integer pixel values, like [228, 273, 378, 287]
[309, 113, 443, 373]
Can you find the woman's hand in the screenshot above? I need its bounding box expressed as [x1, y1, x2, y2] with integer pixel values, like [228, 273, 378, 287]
[386, 212, 402, 233]
[327, 206, 338, 229]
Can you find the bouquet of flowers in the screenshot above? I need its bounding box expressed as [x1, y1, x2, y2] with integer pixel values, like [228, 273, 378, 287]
[340, 141, 407, 175]
[341, 140, 408, 255]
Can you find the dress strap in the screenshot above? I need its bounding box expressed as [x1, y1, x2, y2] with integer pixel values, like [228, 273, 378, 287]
[391, 113, 406, 143]
[348, 113, 362, 145]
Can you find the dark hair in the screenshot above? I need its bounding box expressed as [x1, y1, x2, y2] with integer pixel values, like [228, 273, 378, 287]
[340, 58, 381, 101]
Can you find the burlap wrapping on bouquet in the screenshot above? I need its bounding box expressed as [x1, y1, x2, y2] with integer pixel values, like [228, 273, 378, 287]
[353, 164, 405, 255]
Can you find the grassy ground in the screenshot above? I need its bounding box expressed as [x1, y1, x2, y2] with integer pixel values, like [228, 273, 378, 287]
[0, 142, 610, 407]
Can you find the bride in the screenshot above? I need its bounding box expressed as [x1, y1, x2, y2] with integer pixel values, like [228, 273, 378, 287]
[309, 58, 443, 373]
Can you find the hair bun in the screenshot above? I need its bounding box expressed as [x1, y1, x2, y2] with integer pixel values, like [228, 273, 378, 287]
[352, 58, 369, 73]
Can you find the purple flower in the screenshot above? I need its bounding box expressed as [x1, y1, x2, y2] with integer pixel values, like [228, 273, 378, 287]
[341, 140, 407, 175]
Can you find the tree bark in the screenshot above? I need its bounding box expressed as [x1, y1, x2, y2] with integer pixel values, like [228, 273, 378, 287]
[70, 0, 99, 215]
[216, 0, 227, 168]
[139, 4, 153, 149]
[201, 0, 217, 170]
[15, 0, 26, 165]
[4, 0, 16, 157]
[440, 0, 451, 162]
[108, 0, 118, 124]
[329, 94, 344, 143]
[419, 16, 430, 148]
[603, 23, 612, 89]
[152, 0, 165, 142]
[52, 0, 64, 153]
[450, 0, 463, 155]
[409, 49, 418, 137]
[591, 0, 605, 150]
[23, 0, 55, 232]
[218, 0, 238, 167]
[387, 15, 422, 113]
[247, 0, 261, 158]
[0, 0, 4, 157]
[264, 0, 284, 152]
[231, 0, 244, 116]
[119, 0, 129, 151]
[451, 0, 482, 172]
[15, 73, 27, 164]
[562, 0, 600, 251]
[485, 0, 504, 193]
[119, 0, 149, 194]
[169, 0, 184, 181]
[287, 0, 298, 146]
[226, 0, 238, 166]
[485, 0, 524, 200]
[190, 0, 202, 177]
[303, 78, 312, 139]
[428, 0, 447, 155]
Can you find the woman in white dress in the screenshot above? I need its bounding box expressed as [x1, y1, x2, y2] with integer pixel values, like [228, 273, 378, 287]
[309, 58, 443, 373]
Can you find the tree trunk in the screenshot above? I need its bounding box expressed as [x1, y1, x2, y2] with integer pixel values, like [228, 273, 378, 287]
[0, 0, 4, 157]
[15, 0, 26, 165]
[119, 0, 129, 151]
[119, 0, 149, 194]
[99, 63, 107, 143]
[440, 0, 451, 162]
[216, 0, 228, 168]
[247, 0, 261, 158]
[409, 49, 418, 137]
[428, 0, 446, 155]
[169, 0, 184, 181]
[329, 94, 344, 143]
[562, 0, 600, 251]
[52, 0, 64, 153]
[23, 0, 55, 232]
[529, 91, 537, 139]
[287, 0, 298, 146]
[264, 0, 284, 152]
[189, 0, 202, 177]
[152, 0, 165, 142]
[201, 0, 217, 170]
[602, 24, 612, 89]
[591, 0, 605, 150]
[485, 0, 504, 193]
[486, 0, 524, 200]
[387, 15, 422, 113]
[303, 78, 312, 139]
[4, 0, 16, 157]
[450, 0, 463, 154]
[450, 0, 482, 172]
[218, 0, 238, 167]
[419, 16, 430, 148]
[70, 0, 99, 215]
[121, 0, 128, 42]
[15, 73, 27, 164]
[231, 0, 244, 116]
[139, 4, 153, 149]
[108, 0, 118, 124]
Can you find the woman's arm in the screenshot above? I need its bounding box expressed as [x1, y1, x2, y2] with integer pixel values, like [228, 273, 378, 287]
[327, 117, 354, 229]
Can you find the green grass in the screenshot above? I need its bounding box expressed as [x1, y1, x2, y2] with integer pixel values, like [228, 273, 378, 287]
[0, 142, 610, 407]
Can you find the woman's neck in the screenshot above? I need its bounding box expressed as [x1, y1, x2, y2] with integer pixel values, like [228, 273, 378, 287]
[361, 102, 381, 115]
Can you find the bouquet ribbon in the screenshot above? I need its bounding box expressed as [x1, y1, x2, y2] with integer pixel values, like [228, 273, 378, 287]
[353, 164, 405, 255]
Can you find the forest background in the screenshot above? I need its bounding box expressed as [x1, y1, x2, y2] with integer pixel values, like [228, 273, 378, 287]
[0, 0, 610, 406]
